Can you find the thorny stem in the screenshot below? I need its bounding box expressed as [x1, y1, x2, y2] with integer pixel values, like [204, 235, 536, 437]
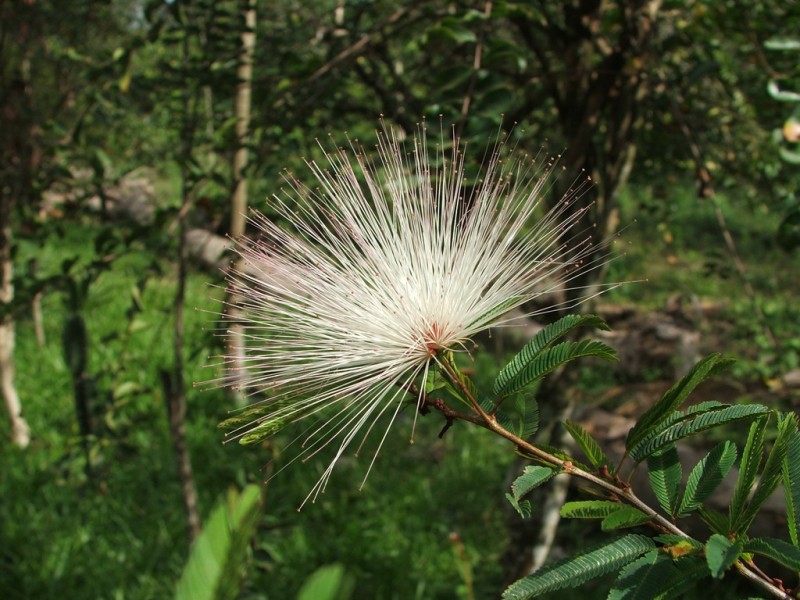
[432, 360, 791, 600]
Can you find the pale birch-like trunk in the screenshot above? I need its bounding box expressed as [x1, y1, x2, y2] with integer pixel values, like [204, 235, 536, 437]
[0, 197, 29, 448]
[228, 0, 257, 406]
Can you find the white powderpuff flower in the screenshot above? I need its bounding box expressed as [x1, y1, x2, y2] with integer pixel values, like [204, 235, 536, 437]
[222, 122, 613, 504]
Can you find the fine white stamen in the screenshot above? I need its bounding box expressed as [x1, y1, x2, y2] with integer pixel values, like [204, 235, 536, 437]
[218, 122, 619, 507]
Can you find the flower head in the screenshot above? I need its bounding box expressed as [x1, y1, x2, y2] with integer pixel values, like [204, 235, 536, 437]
[222, 122, 611, 503]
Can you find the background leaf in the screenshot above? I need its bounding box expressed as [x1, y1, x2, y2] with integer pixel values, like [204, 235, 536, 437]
[175, 485, 263, 600]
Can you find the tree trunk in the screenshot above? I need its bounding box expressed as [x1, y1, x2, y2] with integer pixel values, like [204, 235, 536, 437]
[228, 0, 257, 406]
[0, 197, 29, 448]
[230, 0, 256, 239]
[164, 180, 202, 545]
[0, 66, 32, 449]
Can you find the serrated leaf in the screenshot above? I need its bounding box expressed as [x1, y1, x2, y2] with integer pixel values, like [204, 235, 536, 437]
[729, 417, 768, 527]
[686, 401, 727, 415]
[601, 506, 652, 531]
[506, 493, 532, 519]
[705, 534, 743, 579]
[497, 339, 617, 398]
[493, 314, 610, 396]
[745, 537, 800, 571]
[626, 354, 734, 453]
[218, 403, 277, 431]
[653, 557, 709, 599]
[237, 418, 286, 446]
[512, 395, 540, 439]
[565, 420, 612, 472]
[608, 551, 706, 600]
[502, 535, 655, 599]
[474, 295, 523, 328]
[629, 404, 769, 462]
[560, 500, 623, 519]
[782, 430, 800, 545]
[678, 441, 738, 517]
[512, 465, 558, 501]
[608, 550, 664, 600]
[733, 413, 796, 534]
[647, 445, 682, 515]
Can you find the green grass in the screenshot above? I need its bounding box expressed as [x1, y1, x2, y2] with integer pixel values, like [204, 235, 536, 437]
[607, 183, 800, 380]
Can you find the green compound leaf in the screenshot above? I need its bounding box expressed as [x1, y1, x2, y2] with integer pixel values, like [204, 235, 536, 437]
[732, 413, 796, 535]
[564, 419, 613, 472]
[502, 535, 655, 600]
[511, 395, 540, 440]
[237, 418, 287, 446]
[678, 441, 738, 517]
[511, 465, 558, 501]
[647, 445, 682, 515]
[608, 551, 708, 600]
[505, 493, 532, 519]
[729, 417, 768, 528]
[626, 354, 735, 454]
[492, 314, 611, 397]
[705, 534, 743, 579]
[745, 537, 800, 571]
[218, 403, 277, 431]
[629, 404, 769, 463]
[560, 500, 624, 519]
[496, 339, 617, 398]
[474, 295, 524, 328]
[782, 429, 800, 546]
[601, 506, 652, 532]
[219, 396, 320, 445]
[686, 400, 727, 415]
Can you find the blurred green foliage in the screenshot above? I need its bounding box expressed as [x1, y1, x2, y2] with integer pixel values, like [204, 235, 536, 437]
[2, 0, 800, 598]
